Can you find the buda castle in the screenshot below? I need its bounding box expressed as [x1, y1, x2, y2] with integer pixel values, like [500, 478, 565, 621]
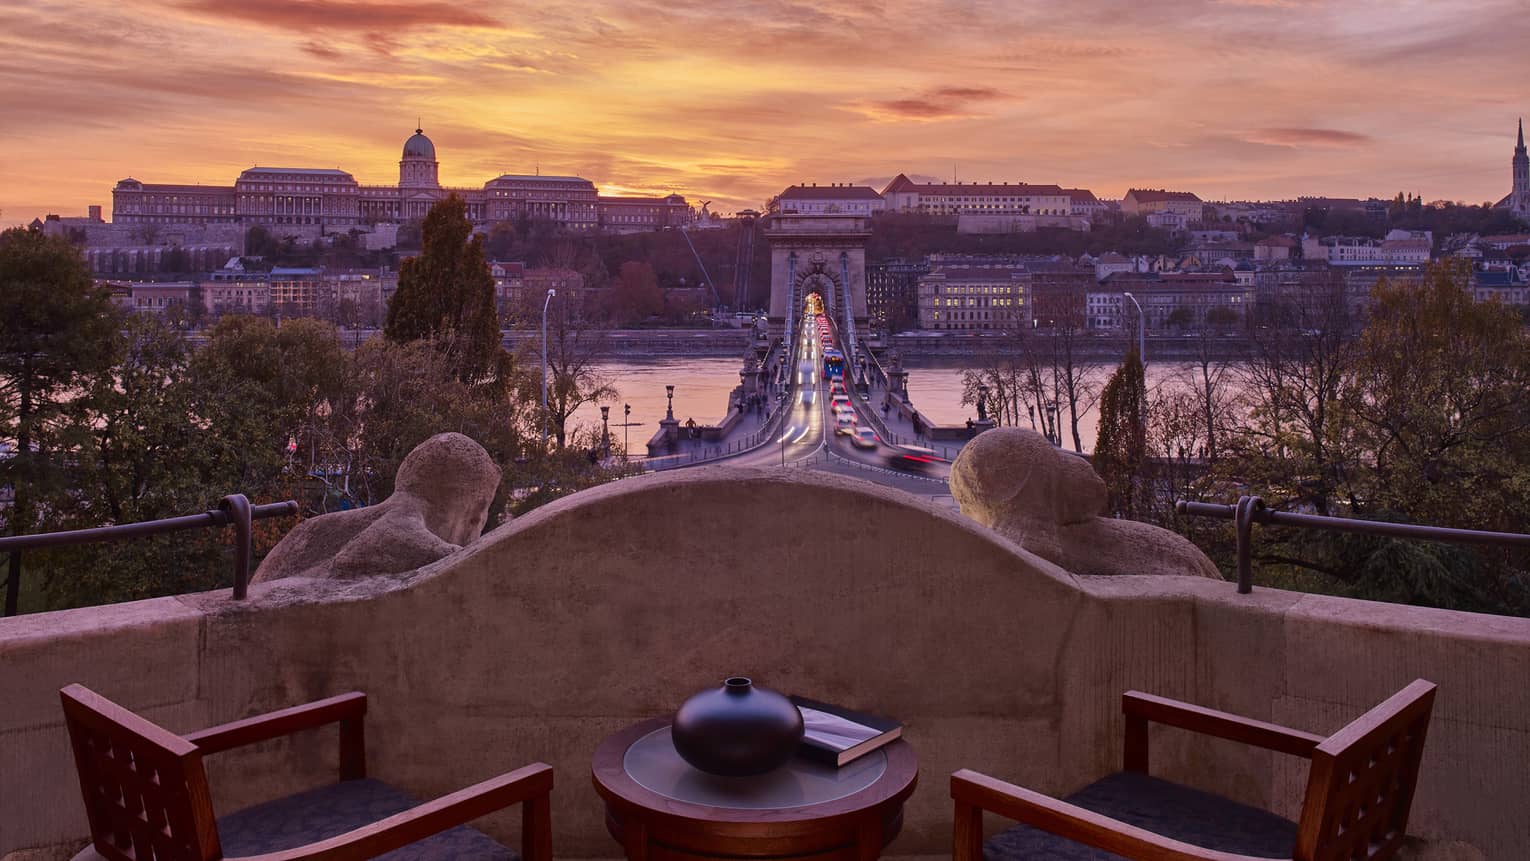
[110, 127, 691, 235]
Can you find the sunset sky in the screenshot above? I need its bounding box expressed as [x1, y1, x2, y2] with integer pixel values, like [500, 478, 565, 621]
[3, 0, 1528, 226]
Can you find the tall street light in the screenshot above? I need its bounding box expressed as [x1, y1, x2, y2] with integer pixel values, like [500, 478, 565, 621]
[623, 403, 631, 461]
[1122, 291, 1145, 369]
[541, 288, 556, 447]
[1121, 291, 1147, 439]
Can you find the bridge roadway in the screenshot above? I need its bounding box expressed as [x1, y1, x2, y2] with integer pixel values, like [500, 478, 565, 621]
[714, 314, 956, 506]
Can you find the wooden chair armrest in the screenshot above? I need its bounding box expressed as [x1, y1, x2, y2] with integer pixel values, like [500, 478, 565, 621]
[231, 762, 555, 861]
[1123, 691, 1323, 767]
[951, 769, 1271, 861]
[185, 692, 367, 755]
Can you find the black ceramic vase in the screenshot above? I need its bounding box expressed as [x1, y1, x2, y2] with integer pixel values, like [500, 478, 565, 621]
[672, 677, 804, 777]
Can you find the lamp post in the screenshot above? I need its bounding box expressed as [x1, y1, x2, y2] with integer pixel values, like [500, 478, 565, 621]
[1121, 291, 1147, 440]
[665, 385, 675, 420]
[623, 403, 631, 461]
[976, 383, 989, 423]
[540, 288, 556, 447]
[600, 405, 610, 458]
[1122, 291, 1145, 368]
[1046, 402, 1059, 446]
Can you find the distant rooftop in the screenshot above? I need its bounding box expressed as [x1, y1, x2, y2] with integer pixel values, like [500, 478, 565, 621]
[1127, 189, 1202, 203]
[780, 184, 884, 200]
[489, 174, 591, 183]
[882, 174, 1066, 196]
[241, 167, 355, 177]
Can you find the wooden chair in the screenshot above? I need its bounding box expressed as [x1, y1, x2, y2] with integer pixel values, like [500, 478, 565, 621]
[952, 679, 1436, 861]
[60, 684, 553, 861]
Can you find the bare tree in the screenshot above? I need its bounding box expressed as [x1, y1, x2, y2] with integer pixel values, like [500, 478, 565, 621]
[1229, 280, 1360, 515]
[1176, 322, 1242, 463]
[1040, 313, 1104, 452]
[519, 290, 616, 449]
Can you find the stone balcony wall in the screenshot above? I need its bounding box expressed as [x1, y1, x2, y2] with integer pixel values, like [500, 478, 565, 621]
[1, 468, 1526, 859]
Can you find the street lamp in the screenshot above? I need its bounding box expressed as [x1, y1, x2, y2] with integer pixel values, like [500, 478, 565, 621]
[1046, 401, 1059, 446]
[540, 288, 556, 446]
[665, 385, 675, 420]
[600, 405, 610, 458]
[1122, 291, 1145, 368]
[623, 403, 631, 461]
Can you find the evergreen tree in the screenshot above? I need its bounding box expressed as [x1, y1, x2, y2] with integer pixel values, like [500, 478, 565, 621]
[0, 228, 121, 615]
[384, 194, 500, 380]
[1094, 349, 1146, 517]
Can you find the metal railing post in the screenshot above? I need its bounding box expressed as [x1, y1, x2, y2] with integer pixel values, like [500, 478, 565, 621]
[4, 549, 21, 617]
[221, 494, 254, 600]
[1233, 495, 1264, 594]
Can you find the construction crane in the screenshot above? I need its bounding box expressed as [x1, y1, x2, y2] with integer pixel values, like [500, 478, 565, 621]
[732, 209, 757, 311]
[679, 208, 722, 309]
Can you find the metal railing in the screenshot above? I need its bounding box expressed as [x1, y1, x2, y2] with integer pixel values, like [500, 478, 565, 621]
[1, 495, 299, 615]
[1176, 496, 1530, 595]
[641, 393, 795, 471]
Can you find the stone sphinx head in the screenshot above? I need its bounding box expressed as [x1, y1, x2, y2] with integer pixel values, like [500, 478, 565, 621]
[393, 432, 503, 546]
[949, 428, 1107, 564]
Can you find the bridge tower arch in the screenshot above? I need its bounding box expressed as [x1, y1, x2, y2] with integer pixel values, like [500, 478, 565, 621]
[766, 214, 871, 364]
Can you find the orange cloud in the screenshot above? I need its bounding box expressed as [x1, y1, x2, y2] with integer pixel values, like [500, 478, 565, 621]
[176, 0, 502, 32]
[853, 86, 1008, 122]
[1245, 128, 1374, 149]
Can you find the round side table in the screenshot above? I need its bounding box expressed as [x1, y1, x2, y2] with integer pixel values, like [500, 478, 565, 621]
[592, 717, 918, 861]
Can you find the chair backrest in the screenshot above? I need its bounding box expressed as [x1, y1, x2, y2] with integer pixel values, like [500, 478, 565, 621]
[60, 685, 222, 861]
[1294, 679, 1437, 861]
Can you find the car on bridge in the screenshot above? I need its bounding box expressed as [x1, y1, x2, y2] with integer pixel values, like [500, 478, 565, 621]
[850, 427, 878, 450]
[835, 412, 857, 435]
[884, 445, 947, 474]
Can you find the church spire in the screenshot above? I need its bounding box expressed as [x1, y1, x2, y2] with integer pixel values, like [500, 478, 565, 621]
[1519, 117, 1525, 152]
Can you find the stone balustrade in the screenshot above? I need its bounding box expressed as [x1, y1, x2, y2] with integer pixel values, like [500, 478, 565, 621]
[1, 458, 1524, 860]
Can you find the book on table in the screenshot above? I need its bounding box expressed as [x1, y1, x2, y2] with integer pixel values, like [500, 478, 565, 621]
[790, 696, 902, 767]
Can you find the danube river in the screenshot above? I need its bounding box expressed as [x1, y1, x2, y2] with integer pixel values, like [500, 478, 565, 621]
[571, 357, 1215, 454]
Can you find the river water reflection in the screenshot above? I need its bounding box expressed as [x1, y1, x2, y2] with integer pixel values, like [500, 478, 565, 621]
[570, 358, 747, 450]
[902, 360, 1205, 453]
[577, 357, 1211, 454]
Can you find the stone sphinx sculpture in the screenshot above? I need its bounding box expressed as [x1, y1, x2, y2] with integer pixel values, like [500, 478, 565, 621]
[253, 432, 501, 583]
[949, 428, 1220, 579]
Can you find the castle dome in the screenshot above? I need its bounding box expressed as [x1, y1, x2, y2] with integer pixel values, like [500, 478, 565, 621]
[402, 128, 436, 160]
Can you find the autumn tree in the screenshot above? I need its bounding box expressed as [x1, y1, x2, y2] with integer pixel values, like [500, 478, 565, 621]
[188, 316, 347, 494]
[385, 195, 501, 380]
[1345, 261, 1527, 507]
[0, 228, 121, 615]
[319, 336, 529, 510]
[40, 316, 232, 609]
[611, 261, 665, 324]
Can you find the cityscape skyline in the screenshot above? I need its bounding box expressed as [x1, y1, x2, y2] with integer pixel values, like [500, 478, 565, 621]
[4, 0, 1530, 227]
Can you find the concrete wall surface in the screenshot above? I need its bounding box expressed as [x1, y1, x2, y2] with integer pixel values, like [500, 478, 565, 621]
[1, 468, 1526, 859]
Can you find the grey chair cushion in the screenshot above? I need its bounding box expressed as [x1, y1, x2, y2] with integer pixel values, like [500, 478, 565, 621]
[984, 771, 1297, 860]
[216, 777, 518, 860]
